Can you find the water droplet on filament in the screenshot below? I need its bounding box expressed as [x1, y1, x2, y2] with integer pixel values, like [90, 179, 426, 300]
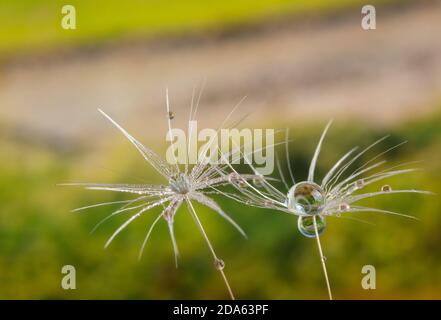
[297, 215, 326, 238]
[381, 184, 392, 192]
[264, 199, 274, 207]
[287, 182, 324, 215]
[214, 258, 225, 270]
[356, 179, 365, 188]
[253, 176, 265, 188]
[168, 111, 175, 120]
[339, 203, 350, 211]
[229, 173, 246, 189]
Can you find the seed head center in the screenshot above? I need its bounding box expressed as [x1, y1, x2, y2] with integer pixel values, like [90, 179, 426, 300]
[170, 174, 191, 194]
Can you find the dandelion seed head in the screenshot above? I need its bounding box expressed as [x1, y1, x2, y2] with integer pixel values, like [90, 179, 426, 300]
[169, 173, 192, 194]
[220, 119, 430, 300]
[234, 120, 429, 240]
[63, 94, 257, 300]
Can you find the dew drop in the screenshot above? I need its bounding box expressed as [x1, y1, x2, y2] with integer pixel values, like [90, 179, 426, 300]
[252, 176, 265, 188]
[214, 258, 225, 271]
[339, 203, 350, 212]
[167, 111, 175, 120]
[228, 173, 239, 183]
[229, 173, 246, 189]
[264, 199, 274, 207]
[297, 215, 326, 238]
[381, 184, 392, 192]
[238, 181, 246, 189]
[287, 182, 325, 215]
[356, 179, 365, 188]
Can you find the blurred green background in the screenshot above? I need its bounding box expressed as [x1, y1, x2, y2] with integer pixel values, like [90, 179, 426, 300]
[0, 0, 440, 299]
[1, 0, 394, 58]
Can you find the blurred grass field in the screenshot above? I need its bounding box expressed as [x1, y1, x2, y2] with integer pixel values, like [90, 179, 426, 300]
[0, 0, 396, 59]
[1, 111, 440, 299]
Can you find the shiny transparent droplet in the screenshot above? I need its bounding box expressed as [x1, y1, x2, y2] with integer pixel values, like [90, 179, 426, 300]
[356, 179, 365, 188]
[381, 184, 392, 192]
[228, 173, 239, 183]
[214, 258, 225, 271]
[264, 199, 274, 207]
[238, 180, 246, 189]
[252, 176, 265, 188]
[229, 173, 246, 189]
[297, 215, 326, 238]
[339, 203, 350, 212]
[287, 182, 325, 215]
[167, 111, 175, 120]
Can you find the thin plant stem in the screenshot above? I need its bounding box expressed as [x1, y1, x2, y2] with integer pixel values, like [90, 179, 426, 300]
[186, 198, 235, 300]
[313, 215, 333, 300]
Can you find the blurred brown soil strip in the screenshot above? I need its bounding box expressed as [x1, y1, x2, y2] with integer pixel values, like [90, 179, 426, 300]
[0, 1, 440, 148]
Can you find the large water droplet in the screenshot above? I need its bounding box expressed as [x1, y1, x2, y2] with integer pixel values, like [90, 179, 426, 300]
[167, 111, 175, 120]
[381, 184, 392, 192]
[297, 215, 326, 238]
[214, 258, 225, 270]
[287, 182, 325, 215]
